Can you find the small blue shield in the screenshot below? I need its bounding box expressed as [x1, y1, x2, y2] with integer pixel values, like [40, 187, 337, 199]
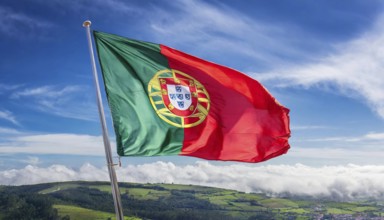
[177, 101, 184, 108]
[177, 94, 184, 100]
[169, 94, 177, 100]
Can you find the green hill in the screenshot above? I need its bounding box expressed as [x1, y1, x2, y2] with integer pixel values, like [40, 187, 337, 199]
[0, 181, 383, 220]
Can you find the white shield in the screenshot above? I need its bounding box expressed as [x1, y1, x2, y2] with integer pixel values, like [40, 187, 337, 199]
[167, 84, 192, 110]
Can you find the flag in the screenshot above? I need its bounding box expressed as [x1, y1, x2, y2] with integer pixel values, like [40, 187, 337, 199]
[94, 31, 290, 163]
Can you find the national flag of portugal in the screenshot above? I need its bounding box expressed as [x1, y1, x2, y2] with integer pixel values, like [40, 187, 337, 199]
[94, 31, 290, 163]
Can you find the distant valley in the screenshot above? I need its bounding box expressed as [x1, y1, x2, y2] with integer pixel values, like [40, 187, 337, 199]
[1, 181, 383, 219]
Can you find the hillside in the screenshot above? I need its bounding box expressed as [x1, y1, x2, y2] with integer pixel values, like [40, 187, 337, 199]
[0, 181, 383, 220]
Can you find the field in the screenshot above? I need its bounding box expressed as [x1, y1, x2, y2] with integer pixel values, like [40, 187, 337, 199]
[1, 181, 383, 220]
[54, 205, 139, 220]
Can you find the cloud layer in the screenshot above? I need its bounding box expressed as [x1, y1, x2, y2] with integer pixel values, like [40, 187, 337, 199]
[1, 162, 383, 201]
[254, 15, 384, 119]
[0, 133, 109, 155]
[1, 128, 384, 165]
[9, 85, 99, 121]
[146, 0, 303, 68]
[0, 83, 100, 127]
[0, 110, 19, 126]
[0, 6, 53, 38]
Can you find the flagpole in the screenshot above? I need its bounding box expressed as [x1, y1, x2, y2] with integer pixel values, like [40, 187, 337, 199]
[82, 20, 124, 220]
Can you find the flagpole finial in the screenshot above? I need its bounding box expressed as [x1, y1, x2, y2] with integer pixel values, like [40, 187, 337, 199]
[83, 20, 92, 27]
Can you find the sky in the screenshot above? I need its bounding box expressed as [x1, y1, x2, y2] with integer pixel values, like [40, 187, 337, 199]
[1, 0, 384, 200]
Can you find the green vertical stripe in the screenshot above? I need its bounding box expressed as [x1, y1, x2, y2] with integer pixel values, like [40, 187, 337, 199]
[93, 31, 184, 156]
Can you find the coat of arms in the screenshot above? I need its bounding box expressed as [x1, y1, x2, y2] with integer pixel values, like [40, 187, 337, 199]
[147, 69, 210, 128]
[159, 77, 198, 117]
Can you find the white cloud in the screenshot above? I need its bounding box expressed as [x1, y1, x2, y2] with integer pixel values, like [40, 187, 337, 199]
[0, 163, 108, 185]
[147, 0, 301, 66]
[0, 133, 110, 156]
[11, 85, 98, 121]
[364, 132, 384, 140]
[0, 128, 383, 164]
[1, 162, 383, 200]
[253, 15, 384, 119]
[90, 0, 136, 13]
[0, 126, 21, 135]
[20, 156, 41, 166]
[0, 110, 19, 126]
[11, 85, 80, 99]
[288, 147, 384, 163]
[11, 85, 82, 99]
[0, 6, 53, 38]
[285, 130, 384, 165]
[291, 125, 329, 130]
[298, 131, 384, 143]
[34, 0, 140, 16]
[0, 83, 22, 94]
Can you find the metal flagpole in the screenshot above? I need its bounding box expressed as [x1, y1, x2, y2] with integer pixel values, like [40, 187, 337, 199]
[83, 20, 124, 220]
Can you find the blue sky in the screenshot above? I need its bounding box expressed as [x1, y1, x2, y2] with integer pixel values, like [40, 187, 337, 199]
[1, 0, 384, 197]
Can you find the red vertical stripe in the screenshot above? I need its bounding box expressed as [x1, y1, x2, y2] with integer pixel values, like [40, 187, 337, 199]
[160, 45, 290, 163]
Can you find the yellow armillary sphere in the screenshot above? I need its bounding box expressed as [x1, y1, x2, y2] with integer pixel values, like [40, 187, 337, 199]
[148, 69, 210, 128]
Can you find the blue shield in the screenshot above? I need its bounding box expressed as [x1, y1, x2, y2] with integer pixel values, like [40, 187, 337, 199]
[185, 94, 191, 100]
[169, 94, 177, 100]
[177, 101, 184, 108]
[177, 94, 184, 100]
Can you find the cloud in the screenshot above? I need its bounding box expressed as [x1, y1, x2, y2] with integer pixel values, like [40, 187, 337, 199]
[11, 85, 82, 99]
[0, 133, 110, 156]
[0, 126, 21, 135]
[0, 83, 22, 94]
[10, 85, 80, 99]
[0, 6, 53, 38]
[286, 131, 384, 165]
[20, 156, 41, 166]
[0, 120, 119, 156]
[291, 125, 329, 130]
[0, 163, 108, 185]
[287, 147, 384, 164]
[298, 131, 384, 143]
[88, 0, 137, 13]
[0, 110, 19, 126]
[1, 162, 383, 201]
[253, 14, 384, 119]
[364, 132, 384, 140]
[33, 0, 140, 15]
[0, 128, 383, 164]
[10, 85, 98, 121]
[147, 0, 304, 67]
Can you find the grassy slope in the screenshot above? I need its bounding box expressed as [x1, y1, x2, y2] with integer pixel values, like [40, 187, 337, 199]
[2, 181, 382, 219]
[54, 204, 140, 220]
